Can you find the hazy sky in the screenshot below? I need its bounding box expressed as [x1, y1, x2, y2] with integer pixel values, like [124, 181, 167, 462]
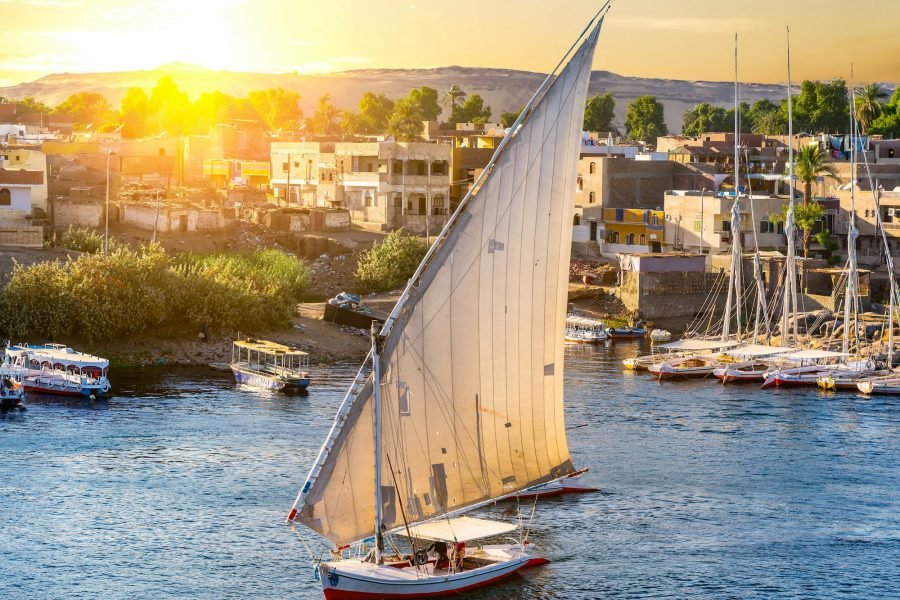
[2, 0, 899, 88]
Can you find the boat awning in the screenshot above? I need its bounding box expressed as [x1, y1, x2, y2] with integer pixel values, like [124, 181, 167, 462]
[233, 339, 308, 357]
[18, 346, 109, 368]
[781, 350, 848, 360]
[658, 339, 740, 351]
[402, 516, 517, 543]
[724, 344, 795, 359]
[566, 316, 605, 328]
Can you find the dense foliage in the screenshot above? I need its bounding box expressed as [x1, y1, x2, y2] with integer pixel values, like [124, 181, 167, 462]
[625, 95, 668, 143]
[584, 92, 616, 133]
[0, 246, 309, 342]
[59, 226, 105, 254]
[355, 231, 427, 293]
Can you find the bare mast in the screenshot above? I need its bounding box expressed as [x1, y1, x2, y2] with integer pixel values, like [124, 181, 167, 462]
[781, 26, 800, 346]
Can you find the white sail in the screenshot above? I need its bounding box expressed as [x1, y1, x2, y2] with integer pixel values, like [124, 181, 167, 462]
[292, 21, 602, 548]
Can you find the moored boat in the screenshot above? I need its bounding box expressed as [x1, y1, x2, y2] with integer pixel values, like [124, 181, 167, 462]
[565, 315, 608, 343]
[712, 344, 795, 384]
[857, 377, 900, 395]
[650, 329, 672, 342]
[606, 326, 646, 340]
[0, 363, 25, 408]
[649, 355, 719, 379]
[760, 350, 853, 389]
[230, 339, 310, 392]
[5, 343, 110, 397]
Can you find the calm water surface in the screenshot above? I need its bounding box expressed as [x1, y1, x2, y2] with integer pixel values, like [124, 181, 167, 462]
[2, 342, 899, 599]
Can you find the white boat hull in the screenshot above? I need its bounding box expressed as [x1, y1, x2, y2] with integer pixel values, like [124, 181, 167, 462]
[319, 552, 531, 599]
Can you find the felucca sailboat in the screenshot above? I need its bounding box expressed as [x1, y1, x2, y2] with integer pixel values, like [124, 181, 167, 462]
[286, 6, 609, 598]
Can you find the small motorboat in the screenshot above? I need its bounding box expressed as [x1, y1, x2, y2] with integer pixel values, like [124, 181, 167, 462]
[0, 364, 25, 409]
[231, 339, 311, 392]
[650, 329, 672, 343]
[606, 326, 646, 340]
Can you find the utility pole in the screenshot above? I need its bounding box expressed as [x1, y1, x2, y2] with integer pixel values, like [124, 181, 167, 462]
[104, 150, 115, 257]
[284, 152, 291, 207]
[152, 190, 161, 243]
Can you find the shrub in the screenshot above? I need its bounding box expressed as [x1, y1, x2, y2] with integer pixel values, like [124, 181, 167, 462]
[0, 246, 310, 342]
[356, 231, 427, 293]
[59, 226, 104, 254]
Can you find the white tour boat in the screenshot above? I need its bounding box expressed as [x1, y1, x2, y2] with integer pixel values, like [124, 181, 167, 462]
[230, 339, 310, 392]
[5, 343, 110, 397]
[565, 315, 608, 343]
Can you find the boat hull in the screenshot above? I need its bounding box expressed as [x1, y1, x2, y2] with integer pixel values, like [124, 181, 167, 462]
[320, 555, 530, 599]
[324, 303, 386, 331]
[22, 373, 109, 397]
[606, 328, 646, 340]
[231, 366, 310, 391]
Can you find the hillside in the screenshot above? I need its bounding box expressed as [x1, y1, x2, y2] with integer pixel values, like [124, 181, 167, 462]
[0, 63, 793, 133]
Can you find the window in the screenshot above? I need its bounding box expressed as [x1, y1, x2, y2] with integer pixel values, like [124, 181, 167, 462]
[294, 161, 300, 168]
[393, 194, 402, 208]
[607, 231, 619, 243]
[364, 194, 372, 208]
[652, 215, 659, 225]
[639, 234, 646, 245]
[627, 233, 635, 245]
[760, 220, 773, 234]
[722, 220, 731, 232]
[158, 148, 165, 156]
[693, 220, 702, 233]
[589, 191, 596, 204]
[282, 162, 289, 172]
[574, 214, 581, 226]
[0, 188, 10, 206]
[589, 162, 596, 174]
[432, 196, 445, 216]
[577, 176, 583, 191]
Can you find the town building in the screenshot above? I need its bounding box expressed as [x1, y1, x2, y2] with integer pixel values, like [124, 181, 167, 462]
[663, 190, 790, 254]
[270, 140, 451, 234]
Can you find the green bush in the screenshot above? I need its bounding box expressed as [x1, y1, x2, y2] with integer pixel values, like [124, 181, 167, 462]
[356, 231, 427, 293]
[59, 226, 104, 253]
[0, 246, 310, 342]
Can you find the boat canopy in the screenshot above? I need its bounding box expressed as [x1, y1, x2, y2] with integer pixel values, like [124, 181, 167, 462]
[658, 339, 740, 351]
[781, 350, 848, 360]
[565, 316, 605, 328]
[402, 516, 518, 543]
[723, 344, 795, 359]
[233, 339, 308, 357]
[15, 345, 109, 369]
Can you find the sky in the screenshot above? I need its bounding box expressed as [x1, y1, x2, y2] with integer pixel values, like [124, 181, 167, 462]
[2, 0, 899, 88]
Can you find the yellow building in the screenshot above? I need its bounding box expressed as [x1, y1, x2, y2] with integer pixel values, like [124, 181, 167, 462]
[202, 159, 270, 189]
[602, 207, 664, 251]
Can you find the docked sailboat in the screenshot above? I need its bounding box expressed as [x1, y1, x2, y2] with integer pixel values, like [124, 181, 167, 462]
[286, 8, 607, 599]
[712, 344, 794, 384]
[857, 376, 900, 395]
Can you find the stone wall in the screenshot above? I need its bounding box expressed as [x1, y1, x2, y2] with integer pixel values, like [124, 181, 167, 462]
[54, 200, 103, 229]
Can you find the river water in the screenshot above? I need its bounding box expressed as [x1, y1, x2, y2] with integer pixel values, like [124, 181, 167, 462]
[2, 341, 899, 599]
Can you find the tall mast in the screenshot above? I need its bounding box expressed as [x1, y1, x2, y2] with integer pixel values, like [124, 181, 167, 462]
[723, 33, 742, 343]
[370, 323, 384, 563]
[843, 65, 860, 357]
[781, 26, 799, 347]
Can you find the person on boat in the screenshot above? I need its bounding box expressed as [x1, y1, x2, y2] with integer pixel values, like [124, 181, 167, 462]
[427, 541, 450, 570]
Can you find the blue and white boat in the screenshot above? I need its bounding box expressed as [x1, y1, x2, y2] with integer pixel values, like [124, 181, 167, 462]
[5, 343, 110, 398]
[230, 339, 310, 392]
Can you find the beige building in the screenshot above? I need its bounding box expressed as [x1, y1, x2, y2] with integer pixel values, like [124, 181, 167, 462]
[663, 191, 788, 254]
[270, 141, 451, 233]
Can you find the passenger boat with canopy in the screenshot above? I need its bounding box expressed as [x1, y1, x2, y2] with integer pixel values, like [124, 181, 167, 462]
[5, 343, 110, 397]
[230, 339, 310, 392]
[565, 315, 608, 343]
[285, 8, 608, 598]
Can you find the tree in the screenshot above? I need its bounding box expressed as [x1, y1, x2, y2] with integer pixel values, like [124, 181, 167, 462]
[583, 92, 615, 132]
[771, 200, 825, 259]
[52, 92, 117, 130]
[358, 92, 394, 133]
[870, 88, 900, 137]
[724, 101, 751, 134]
[855, 83, 888, 134]
[120, 87, 150, 138]
[355, 231, 428, 293]
[441, 85, 467, 114]
[451, 94, 491, 124]
[794, 144, 838, 205]
[746, 99, 785, 134]
[682, 102, 729, 136]
[388, 98, 424, 141]
[786, 79, 849, 133]
[248, 87, 302, 131]
[12, 97, 50, 115]
[309, 94, 340, 136]
[407, 87, 441, 121]
[147, 76, 192, 135]
[500, 107, 524, 128]
[625, 95, 667, 143]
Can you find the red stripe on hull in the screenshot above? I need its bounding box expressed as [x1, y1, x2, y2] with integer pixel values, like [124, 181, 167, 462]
[24, 385, 90, 397]
[771, 378, 818, 388]
[322, 564, 531, 599]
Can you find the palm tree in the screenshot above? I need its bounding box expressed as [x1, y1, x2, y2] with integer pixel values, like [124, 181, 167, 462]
[388, 99, 424, 142]
[793, 144, 838, 257]
[855, 83, 888, 133]
[441, 85, 466, 114]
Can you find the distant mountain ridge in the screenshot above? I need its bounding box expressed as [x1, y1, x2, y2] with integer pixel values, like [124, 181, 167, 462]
[0, 63, 805, 133]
